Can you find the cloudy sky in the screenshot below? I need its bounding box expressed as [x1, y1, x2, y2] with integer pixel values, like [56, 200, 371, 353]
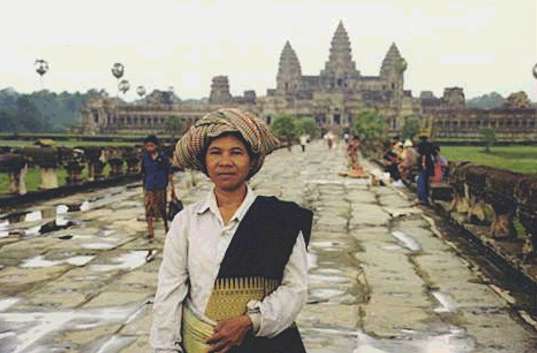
[1, 0, 536, 100]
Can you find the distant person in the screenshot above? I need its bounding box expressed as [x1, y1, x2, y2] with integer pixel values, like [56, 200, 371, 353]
[399, 139, 417, 183]
[141, 134, 175, 241]
[383, 142, 403, 187]
[431, 144, 448, 184]
[347, 135, 361, 167]
[416, 133, 434, 205]
[343, 132, 350, 145]
[299, 134, 309, 152]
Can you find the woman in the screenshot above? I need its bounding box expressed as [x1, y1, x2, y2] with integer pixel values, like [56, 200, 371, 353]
[399, 139, 417, 183]
[150, 108, 313, 353]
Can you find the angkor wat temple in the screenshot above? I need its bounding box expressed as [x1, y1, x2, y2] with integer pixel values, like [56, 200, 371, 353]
[82, 22, 536, 140]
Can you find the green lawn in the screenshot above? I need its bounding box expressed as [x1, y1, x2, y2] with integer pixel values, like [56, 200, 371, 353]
[0, 139, 137, 148]
[0, 165, 111, 195]
[441, 145, 537, 175]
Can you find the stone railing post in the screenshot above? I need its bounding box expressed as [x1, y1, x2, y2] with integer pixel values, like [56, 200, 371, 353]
[22, 146, 60, 190]
[107, 148, 125, 177]
[516, 176, 537, 261]
[0, 152, 28, 195]
[124, 147, 142, 174]
[62, 148, 86, 185]
[83, 146, 105, 181]
[483, 169, 521, 239]
[448, 162, 471, 214]
[465, 165, 494, 225]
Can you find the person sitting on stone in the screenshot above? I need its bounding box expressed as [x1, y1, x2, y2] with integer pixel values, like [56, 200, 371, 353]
[399, 139, 417, 183]
[150, 108, 313, 353]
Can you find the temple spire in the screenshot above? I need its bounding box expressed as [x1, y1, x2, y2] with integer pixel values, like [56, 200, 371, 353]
[276, 41, 302, 94]
[380, 42, 406, 77]
[321, 21, 357, 77]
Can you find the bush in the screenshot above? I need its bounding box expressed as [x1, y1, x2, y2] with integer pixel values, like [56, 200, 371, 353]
[294, 117, 320, 139]
[401, 115, 420, 140]
[352, 110, 387, 157]
[271, 115, 298, 142]
[480, 128, 497, 153]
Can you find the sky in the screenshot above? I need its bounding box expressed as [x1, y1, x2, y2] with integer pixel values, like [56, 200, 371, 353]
[1, 0, 536, 101]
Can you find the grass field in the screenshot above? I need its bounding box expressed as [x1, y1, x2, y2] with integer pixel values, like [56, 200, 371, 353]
[441, 145, 537, 175]
[0, 139, 138, 148]
[0, 165, 112, 195]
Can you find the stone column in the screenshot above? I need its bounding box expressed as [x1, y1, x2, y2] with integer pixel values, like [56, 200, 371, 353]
[107, 148, 124, 177]
[1, 153, 28, 195]
[84, 147, 104, 181]
[37, 147, 60, 190]
[516, 176, 537, 261]
[484, 170, 521, 239]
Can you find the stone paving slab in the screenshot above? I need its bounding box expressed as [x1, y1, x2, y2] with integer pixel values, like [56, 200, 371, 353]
[0, 142, 536, 352]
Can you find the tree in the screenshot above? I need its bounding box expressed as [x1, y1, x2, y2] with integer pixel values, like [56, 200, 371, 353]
[352, 110, 387, 157]
[401, 115, 420, 140]
[294, 117, 320, 139]
[352, 111, 386, 140]
[505, 91, 531, 109]
[480, 128, 497, 153]
[271, 115, 298, 141]
[165, 116, 185, 140]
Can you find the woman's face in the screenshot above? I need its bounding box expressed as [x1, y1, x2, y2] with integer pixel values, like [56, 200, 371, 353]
[205, 134, 253, 192]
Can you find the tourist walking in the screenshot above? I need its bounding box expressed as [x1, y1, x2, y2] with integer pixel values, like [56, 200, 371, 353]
[299, 134, 309, 152]
[415, 132, 434, 205]
[151, 108, 313, 353]
[141, 135, 175, 241]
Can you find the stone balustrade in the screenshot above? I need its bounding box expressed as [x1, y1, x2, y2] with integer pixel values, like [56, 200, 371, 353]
[0, 145, 172, 197]
[447, 162, 537, 260]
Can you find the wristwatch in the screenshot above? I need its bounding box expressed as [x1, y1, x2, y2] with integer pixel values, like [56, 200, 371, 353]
[246, 300, 262, 333]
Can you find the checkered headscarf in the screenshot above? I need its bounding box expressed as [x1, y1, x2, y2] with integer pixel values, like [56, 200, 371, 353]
[173, 108, 280, 177]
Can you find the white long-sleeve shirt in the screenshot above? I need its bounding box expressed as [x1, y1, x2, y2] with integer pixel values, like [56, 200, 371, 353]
[150, 186, 308, 353]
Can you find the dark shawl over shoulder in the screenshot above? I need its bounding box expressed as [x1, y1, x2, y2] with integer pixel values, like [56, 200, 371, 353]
[216, 196, 313, 353]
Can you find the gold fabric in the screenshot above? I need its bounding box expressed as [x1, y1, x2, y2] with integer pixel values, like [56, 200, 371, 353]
[181, 276, 280, 353]
[205, 276, 279, 322]
[182, 304, 215, 353]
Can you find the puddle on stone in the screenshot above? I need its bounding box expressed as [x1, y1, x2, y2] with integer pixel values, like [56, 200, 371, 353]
[0, 304, 144, 353]
[0, 298, 20, 312]
[21, 256, 63, 268]
[81, 242, 117, 250]
[0, 219, 9, 238]
[303, 326, 475, 353]
[92, 335, 136, 353]
[21, 255, 95, 268]
[432, 291, 458, 313]
[382, 244, 403, 251]
[391, 231, 422, 252]
[89, 251, 147, 272]
[353, 327, 475, 353]
[24, 210, 42, 223]
[308, 287, 347, 303]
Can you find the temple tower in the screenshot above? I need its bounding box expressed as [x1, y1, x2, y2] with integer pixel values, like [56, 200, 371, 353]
[209, 76, 233, 104]
[380, 43, 407, 92]
[276, 41, 302, 95]
[320, 21, 359, 89]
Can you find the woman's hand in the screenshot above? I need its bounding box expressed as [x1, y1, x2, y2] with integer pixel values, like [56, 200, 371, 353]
[206, 315, 253, 353]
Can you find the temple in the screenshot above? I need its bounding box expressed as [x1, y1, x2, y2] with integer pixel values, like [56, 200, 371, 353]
[82, 22, 537, 140]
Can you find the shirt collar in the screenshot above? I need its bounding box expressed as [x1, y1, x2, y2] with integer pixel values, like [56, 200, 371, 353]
[196, 185, 257, 223]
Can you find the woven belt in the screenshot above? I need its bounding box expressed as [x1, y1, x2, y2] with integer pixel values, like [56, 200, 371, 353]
[205, 276, 279, 322]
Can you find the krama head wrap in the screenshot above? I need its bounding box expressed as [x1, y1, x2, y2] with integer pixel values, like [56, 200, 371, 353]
[173, 108, 280, 178]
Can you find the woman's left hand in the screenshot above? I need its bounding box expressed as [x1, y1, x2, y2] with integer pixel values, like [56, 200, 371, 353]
[206, 315, 253, 353]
